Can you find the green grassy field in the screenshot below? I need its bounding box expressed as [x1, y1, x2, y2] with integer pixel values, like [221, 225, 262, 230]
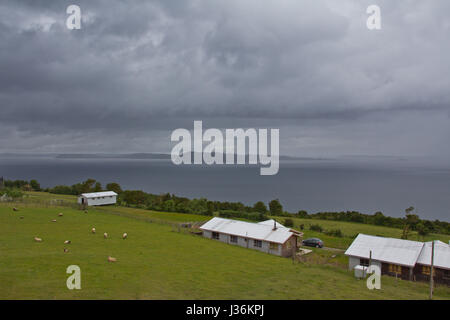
[0, 193, 449, 299]
[274, 216, 450, 250]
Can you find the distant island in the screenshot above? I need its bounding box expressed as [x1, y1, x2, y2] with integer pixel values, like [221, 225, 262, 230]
[54, 152, 329, 161]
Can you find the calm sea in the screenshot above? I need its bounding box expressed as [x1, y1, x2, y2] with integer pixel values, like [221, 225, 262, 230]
[1, 156, 449, 221]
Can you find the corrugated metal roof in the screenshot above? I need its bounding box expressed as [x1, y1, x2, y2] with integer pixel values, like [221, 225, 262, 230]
[417, 240, 450, 270]
[258, 219, 303, 236]
[80, 191, 118, 198]
[257, 219, 287, 229]
[344, 234, 424, 267]
[200, 217, 295, 244]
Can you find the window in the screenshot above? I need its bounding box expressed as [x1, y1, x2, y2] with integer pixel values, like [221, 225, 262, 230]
[388, 264, 402, 274]
[230, 235, 238, 243]
[212, 232, 219, 240]
[443, 269, 450, 280]
[270, 243, 278, 250]
[360, 258, 370, 267]
[422, 266, 435, 276]
[253, 240, 262, 248]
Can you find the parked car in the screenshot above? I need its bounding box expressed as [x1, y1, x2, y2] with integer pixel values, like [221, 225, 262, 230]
[302, 238, 324, 248]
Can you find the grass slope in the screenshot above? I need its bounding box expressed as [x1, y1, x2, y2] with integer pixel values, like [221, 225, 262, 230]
[0, 199, 449, 299]
[274, 216, 450, 250]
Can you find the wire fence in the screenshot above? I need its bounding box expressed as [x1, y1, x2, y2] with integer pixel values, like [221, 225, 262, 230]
[95, 206, 207, 235]
[0, 197, 79, 209]
[1, 196, 206, 235]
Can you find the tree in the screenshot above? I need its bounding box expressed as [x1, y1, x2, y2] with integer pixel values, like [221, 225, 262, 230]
[106, 182, 123, 194]
[297, 210, 308, 218]
[406, 214, 420, 230]
[284, 218, 294, 227]
[253, 201, 267, 214]
[402, 207, 418, 239]
[405, 206, 415, 214]
[269, 199, 283, 216]
[206, 201, 215, 216]
[373, 211, 385, 226]
[94, 182, 102, 192]
[120, 190, 147, 206]
[5, 188, 23, 199]
[162, 199, 176, 212]
[416, 222, 430, 237]
[30, 179, 41, 191]
[81, 179, 97, 193]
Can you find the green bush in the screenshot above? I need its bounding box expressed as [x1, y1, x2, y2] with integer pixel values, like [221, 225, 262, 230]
[218, 210, 268, 221]
[284, 218, 294, 227]
[309, 224, 323, 232]
[2, 188, 24, 199]
[324, 228, 343, 237]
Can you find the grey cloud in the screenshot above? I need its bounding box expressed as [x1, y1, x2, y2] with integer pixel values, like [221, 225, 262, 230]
[0, 0, 450, 157]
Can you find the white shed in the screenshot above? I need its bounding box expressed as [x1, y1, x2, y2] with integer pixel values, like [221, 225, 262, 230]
[77, 191, 118, 206]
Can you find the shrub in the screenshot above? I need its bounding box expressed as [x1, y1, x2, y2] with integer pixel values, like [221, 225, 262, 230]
[4, 188, 24, 199]
[218, 210, 268, 221]
[309, 224, 323, 232]
[284, 218, 294, 227]
[324, 228, 343, 237]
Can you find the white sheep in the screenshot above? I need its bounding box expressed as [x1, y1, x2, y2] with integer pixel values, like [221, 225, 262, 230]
[64, 240, 71, 244]
[122, 233, 127, 239]
[92, 227, 96, 234]
[107, 256, 117, 262]
[34, 237, 42, 242]
[58, 212, 63, 217]
[103, 232, 108, 239]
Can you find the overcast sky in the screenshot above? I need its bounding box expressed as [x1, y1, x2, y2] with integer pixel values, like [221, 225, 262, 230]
[1, 0, 450, 159]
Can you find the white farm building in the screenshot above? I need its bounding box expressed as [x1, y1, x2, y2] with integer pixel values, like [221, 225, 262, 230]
[345, 233, 450, 285]
[77, 191, 118, 206]
[199, 217, 302, 257]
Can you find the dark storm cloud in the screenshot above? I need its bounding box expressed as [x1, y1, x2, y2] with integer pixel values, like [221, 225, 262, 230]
[1, 0, 450, 155]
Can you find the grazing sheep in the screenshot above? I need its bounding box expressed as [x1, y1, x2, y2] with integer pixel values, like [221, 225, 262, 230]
[64, 240, 71, 244]
[19, 216, 24, 219]
[64, 248, 69, 253]
[91, 227, 96, 234]
[107, 256, 117, 262]
[13, 207, 18, 212]
[58, 213, 63, 217]
[122, 233, 127, 239]
[84, 210, 88, 213]
[34, 237, 42, 242]
[51, 219, 57, 222]
[103, 232, 108, 239]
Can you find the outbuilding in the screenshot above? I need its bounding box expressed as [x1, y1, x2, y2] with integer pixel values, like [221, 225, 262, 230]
[345, 234, 450, 285]
[415, 240, 450, 285]
[199, 217, 301, 257]
[77, 191, 118, 206]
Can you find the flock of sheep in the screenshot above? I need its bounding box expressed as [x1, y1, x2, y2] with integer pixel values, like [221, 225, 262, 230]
[14, 207, 127, 263]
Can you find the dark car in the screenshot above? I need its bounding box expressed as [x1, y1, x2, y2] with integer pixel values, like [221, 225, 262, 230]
[302, 238, 324, 248]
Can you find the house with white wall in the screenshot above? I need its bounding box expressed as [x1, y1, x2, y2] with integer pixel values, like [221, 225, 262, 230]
[77, 191, 118, 206]
[345, 233, 450, 285]
[199, 217, 301, 257]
